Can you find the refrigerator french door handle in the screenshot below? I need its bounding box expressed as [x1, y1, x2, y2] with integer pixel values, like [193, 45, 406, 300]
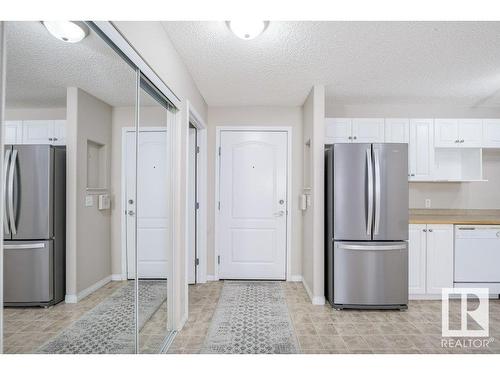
[366, 148, 373, 236]
[4, 149, 11, 235]
[8, 149, 18, 235]
[374, 148, 381, 235]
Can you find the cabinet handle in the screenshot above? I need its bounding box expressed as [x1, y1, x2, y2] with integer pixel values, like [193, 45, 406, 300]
[53, 138, 58, 141]
[48, 138, 53, 141]
[428, 229, 433, 232]
[455, 139, 459, 143]
[348, 136, 352, 140]
[423, 229, 427, 232]
[353, 136, 357, 140]
[460, 139, 464, 143]
[411, 173, 415, 177]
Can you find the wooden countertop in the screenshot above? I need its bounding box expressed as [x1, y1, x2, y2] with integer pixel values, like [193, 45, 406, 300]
[409, 214, 500, 225]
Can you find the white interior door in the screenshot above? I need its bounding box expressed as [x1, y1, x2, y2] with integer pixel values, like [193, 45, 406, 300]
[126, 130, 168, 279]
[187, 127, 197, 284]
[218, 130, 288, 280]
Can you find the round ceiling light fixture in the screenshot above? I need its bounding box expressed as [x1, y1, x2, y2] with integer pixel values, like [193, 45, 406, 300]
[42, 21, 89, 43]
[226, 21, 269, 40]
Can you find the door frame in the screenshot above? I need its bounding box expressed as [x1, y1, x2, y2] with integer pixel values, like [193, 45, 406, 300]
[214, 126, 293, 281]
[120, 126, 168, 279]
[185, 102, 207, 284]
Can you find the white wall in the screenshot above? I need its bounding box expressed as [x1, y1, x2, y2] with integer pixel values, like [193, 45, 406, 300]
[66, 87, 112, 297]
[207, 106, 304, 279]
[302, 86, 325, 305]
[327, 102, 500, 210]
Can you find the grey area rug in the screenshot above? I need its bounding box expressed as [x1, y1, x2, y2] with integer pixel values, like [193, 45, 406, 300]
[201, 281, 300, 354]
[37, 280, 167, 354]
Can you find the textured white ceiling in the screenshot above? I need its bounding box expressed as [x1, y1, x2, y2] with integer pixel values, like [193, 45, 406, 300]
[5, 21, 138, 108]
[162, 21, 500, 108]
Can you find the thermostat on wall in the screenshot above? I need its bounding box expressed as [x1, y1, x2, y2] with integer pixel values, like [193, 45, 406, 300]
[98, 194, 111, 210]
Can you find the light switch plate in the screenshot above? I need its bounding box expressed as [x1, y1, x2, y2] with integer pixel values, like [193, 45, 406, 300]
[85, 195, 94, 207]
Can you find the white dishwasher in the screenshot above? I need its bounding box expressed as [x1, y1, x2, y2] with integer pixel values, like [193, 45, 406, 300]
[455, 225, 500, 293]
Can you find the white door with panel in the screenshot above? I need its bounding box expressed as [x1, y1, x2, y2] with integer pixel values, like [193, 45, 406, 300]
[409, 119, 434, 181]
[408, 224, 427, 294]
[126, 130, 168, 279]
[218, 131, 288, 280]
[325, 118, 351, 143]
[187, 127, 197, 284]
[425, 224, 454, 294]
[4, 121, 23, 144]
[482, 119, 500, 148]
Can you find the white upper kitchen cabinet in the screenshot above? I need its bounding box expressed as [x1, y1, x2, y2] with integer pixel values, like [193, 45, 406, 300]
[408, 224, 427, 295]
[434, 119, 483, 148]
[4, 121, 23, 144]
[384, 118, 409, 143]
[482, 119, 500, 148]
[351, 118, 385, 143]
[325, 118, 352, 143]
[21, 120, 66, 145]
[53, 120, 66, 145]
[425, 224, 454, 295]
[22, 120, 54, 144]
[409, 119, 434, 181]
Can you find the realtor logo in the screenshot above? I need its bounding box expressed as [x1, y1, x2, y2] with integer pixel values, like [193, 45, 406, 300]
[442, 288, 489, 337]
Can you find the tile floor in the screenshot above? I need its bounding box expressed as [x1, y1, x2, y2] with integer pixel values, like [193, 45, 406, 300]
[3, 281, 170, 354]
[169, 281, 500, 354]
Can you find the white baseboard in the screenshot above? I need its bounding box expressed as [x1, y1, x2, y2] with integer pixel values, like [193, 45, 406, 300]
[288, 275, 302, 282]
[301, 278, 325, 305]
[111, 274, 126, 281]
[206, 275, 218, 281]
[65, 275, 112, 304]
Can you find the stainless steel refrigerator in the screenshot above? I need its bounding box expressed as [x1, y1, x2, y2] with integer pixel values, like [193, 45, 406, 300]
[325, 143, 408, 310]
[3, 145, 66, 306]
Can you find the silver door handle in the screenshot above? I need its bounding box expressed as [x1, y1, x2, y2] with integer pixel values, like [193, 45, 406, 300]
[128, 210, 135, 216]
[460, 139, 464, 143]
[8, 149, 17, 235]
[339, 244, 407, 251]
[273, 210, 285, 217]
[373, 148, 381, 235]
[4, 149, 11, 235]
[366, 148, 373, 236]
[4, 243, 46, 250]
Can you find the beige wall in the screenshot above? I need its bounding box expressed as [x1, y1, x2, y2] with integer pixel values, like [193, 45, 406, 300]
[206, 106, 304, 278]
[66, 87, 112, 296]
[110, 106, 168, 277]
[301, 86, 326, 304]
[326, 102, 500, 210]
[5, 107, 66, 120]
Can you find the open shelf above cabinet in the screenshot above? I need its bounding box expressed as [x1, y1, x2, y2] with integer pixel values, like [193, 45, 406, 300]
[433, 148, 483, 181]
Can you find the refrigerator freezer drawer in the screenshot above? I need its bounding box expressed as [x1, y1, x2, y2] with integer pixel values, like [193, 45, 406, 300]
[333, 241, 408, 308]
[4, 240, 54, 305]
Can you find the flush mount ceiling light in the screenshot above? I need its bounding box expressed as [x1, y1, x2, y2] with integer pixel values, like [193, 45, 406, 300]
[226, 21, 269, 40]
[42, 21, 89, 43]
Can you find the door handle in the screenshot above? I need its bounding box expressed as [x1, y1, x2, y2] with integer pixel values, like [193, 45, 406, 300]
[4, 149, 11, 235]
[4, 243, 46, 250]
[273, 210, 285, 217]
[373, 148, 381, 235]
[366, 148, 373, 236]
[128, 210, 135, 216]
[8, 149, 18, 235]
[339, 244, 407, 251]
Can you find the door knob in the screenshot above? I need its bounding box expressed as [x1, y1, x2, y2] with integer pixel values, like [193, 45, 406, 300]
[128, 210, 135, 216]
[128, 199, 134, 204]
[279, 199, 285, 205]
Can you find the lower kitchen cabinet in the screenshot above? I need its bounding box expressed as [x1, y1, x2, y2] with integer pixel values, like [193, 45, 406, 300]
[408, 223, 454, 298]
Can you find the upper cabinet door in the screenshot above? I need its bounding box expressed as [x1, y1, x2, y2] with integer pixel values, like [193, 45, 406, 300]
[483, 119, 500, 148]
[22, 120, 54, 144]
[384, 118, 409, 143]
[434, 119, 459, 147]
[409, 119, 434, 181]
[52, 120, 66, 145]
[351, 118, 385, 143]
[325, 118, 352, 143]
[4, 121, 23, 144]
[458, 119, 482, 147]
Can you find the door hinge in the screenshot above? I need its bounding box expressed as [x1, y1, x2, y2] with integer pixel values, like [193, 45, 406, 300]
[218, 201, 221, 210]
[195, 202, 200, 210]
[217, 255, 221, 265]
[195, 258, 200, 266]
[196, 146, 200, 154]
[218, 146, 221, 156]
